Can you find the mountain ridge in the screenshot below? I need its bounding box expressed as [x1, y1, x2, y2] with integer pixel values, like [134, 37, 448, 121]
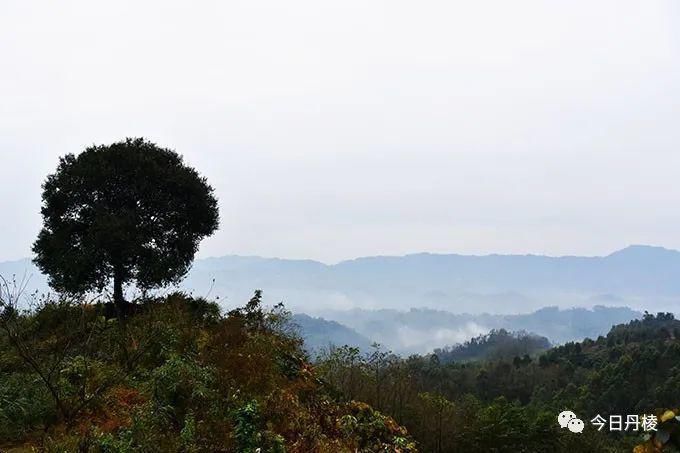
[3, 245, 680, 315]
[195, 244, 680, 265]
[4, 244, 677, 269]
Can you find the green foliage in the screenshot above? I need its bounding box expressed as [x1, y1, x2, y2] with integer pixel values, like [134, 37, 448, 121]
[0, 372, 55, 441]
[317, 313, 680, 452]
[150, 353, 217, 425]
[233, 401, 266, 453]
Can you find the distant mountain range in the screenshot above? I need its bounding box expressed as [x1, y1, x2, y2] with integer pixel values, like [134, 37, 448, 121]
[3, 245, 670, 353]
[2, 245, 679, 315]
[185, 244, 680, 314]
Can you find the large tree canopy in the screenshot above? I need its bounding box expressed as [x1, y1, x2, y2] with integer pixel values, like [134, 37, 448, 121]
[33, 138, 219, 308]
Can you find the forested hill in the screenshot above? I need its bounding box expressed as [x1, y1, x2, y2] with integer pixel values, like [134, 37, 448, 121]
[316, 311, 680, 452]
[433, 329, 551, 363]
[292, 313, 373, 355]
[2, 289, 678, 451]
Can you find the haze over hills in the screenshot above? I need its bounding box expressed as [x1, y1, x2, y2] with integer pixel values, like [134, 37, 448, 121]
[192, 244, 680, 315]
[319, 305, 641, 354]
[3, 245, 674, 353]
[2, 245, 679, 315]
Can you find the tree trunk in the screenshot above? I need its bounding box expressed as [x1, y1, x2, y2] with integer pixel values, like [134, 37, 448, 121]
[112, 267, 128, 329]
[113, 269, 125, 313]
[112, 267, 131, 367]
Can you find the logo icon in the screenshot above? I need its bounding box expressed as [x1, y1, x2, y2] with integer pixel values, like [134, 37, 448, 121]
[558, 410, 584, 433]
[568, 418, 584, 433]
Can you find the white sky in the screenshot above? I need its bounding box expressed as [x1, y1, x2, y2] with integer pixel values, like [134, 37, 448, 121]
[1, 0, 679, 263]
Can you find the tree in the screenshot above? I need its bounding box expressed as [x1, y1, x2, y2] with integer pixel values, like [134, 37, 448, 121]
[33, 138, 219, 313]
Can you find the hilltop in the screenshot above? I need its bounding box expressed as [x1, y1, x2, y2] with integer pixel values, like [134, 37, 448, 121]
[0, 293, 415, 452]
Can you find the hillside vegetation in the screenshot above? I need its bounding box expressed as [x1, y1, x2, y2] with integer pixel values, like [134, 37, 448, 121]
[3, 283, 679, 452]
[0, 290, 415, 452]
[316, 312, 680, 452]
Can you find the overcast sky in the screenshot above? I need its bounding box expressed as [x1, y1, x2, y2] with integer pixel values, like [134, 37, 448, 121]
[1, 0, 679, 263]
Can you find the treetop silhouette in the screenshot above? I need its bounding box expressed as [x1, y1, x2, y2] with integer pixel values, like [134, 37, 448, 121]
[32, 137, 219, 312]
